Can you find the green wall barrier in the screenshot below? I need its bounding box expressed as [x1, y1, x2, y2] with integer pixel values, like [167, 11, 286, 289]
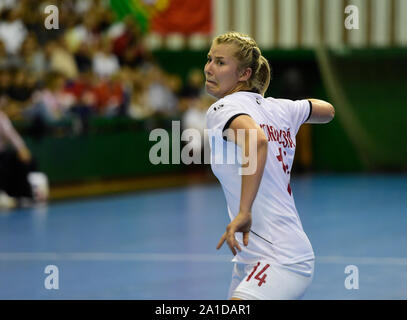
[23, 117, 186, 184]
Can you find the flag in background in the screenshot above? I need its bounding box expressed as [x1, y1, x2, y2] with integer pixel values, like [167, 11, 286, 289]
[109, 0, 212, 35]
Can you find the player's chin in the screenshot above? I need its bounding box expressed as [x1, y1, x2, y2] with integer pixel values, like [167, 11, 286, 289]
[205, 85, 220, 99]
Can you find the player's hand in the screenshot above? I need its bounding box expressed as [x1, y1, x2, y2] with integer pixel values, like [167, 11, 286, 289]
[216, 211, 252, 255]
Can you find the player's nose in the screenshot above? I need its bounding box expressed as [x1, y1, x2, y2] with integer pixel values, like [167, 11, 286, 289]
[204, 61, 213, 76]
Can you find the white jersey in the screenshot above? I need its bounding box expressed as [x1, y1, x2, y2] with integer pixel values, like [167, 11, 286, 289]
[206, 91, 315, 265]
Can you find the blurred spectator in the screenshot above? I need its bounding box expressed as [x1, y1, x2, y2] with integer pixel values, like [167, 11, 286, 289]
[108, 16, 149, 68]
[73, 0, 93, 15]
[0, 68, 37, 121]
[0, 8, 27, 55]
[181, 69, 206, 99]
[127, 69, 154, 119]
[179, 68, 206, 112]
[0, 39, 21, 68]
[73, 42, 92, 73]
[179, 69, 213, 167]
[64, 70, 95, 103]
[64, 71, 97, 134]
[7, 68, 36, 104]
[24, 72, 71, 126]
[181, 95, 213, 166]
[182, 99, 207, 144]
[144, 65, 179, 115]
[20, 33, 47, 76]
[44, 37, 79, 80]
[0, 1, 191, 141]
[92, 36, 120, 79]
[0, 0, 17, 12]
[91, 73, 124, 116]
[64, 13, 99, 53]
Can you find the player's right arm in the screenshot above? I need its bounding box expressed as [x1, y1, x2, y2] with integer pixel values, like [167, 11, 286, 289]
[306, 99, 335, 124]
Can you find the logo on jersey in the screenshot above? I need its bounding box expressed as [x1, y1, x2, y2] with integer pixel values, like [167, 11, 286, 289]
[213, 104, 224, 111]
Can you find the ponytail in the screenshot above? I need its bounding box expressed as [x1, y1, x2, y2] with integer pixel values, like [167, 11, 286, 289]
[252, 55, 271, 96]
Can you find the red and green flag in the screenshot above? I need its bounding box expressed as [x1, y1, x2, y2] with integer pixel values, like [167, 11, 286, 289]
[109, 0, 212, 35]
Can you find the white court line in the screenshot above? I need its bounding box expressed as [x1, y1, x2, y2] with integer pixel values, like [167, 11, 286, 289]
[0, 253, 407, 266]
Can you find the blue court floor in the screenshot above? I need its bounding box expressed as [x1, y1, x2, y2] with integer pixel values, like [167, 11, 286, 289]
[0, 174, 406, 300]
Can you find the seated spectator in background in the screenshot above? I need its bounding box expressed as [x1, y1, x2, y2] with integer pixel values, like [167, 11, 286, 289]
[73, 0, 93, 16]
[108, 16, 150, 68]
[181, 95, 214, 167]
[0, 38, 21, 69]
[69, 89, 95, 135]
[20, 32, 47, 76]
[114, 67, 132, 116]
[0, 0, 18, 12]
[92, 73, 124, 116]
[0, 8, 27, 56]
[92, 36, 120, 79]
[0, 68, 37, 121]
[24, 72, 72, 135]
[44, 37, 79, 80]
[179, 68, 206, 112]
[64, 13, 99, 53]
[0, 98, 49, 209]
[127, 69, 154, 120]
[144, 65, 179, 116]
[63, 70, 95, 102]
[181, 68, 206, 99]
[7, 68, 36, 104]
[64, 71, 97, 134]
[180, 69, 214, 167]
[73, 41, 92, 74]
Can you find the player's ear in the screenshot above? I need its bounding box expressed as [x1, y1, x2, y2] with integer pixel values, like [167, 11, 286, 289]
[239, 67, 252, 82]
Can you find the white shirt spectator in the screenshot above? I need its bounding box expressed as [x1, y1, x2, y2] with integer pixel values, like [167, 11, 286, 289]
[74, 0, 92, 14]
[0, 0, 17, 11]
[147, 82, 177, 113]
[0, 18, 27, 55]
[92, 52, 120, 78]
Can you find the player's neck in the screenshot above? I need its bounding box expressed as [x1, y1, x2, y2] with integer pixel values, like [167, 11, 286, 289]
[220, 82, 250, 98]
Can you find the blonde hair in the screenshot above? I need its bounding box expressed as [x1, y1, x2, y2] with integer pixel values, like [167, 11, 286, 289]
[213, 31, 271, 95]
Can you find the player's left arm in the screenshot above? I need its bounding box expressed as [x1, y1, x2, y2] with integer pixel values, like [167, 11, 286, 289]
[217, 115, 268, 255]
